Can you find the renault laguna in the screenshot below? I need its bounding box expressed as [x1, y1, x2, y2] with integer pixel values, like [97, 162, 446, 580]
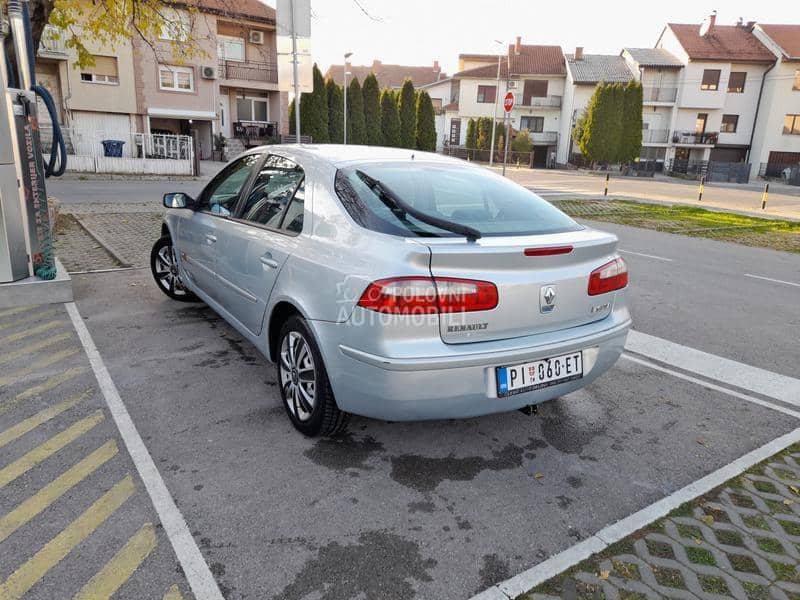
[151, 146, 631, 437]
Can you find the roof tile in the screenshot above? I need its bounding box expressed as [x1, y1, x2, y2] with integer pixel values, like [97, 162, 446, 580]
[566, 54, 634, 83]
[667, 23, 774, 63]
[758, 24, 800, 60]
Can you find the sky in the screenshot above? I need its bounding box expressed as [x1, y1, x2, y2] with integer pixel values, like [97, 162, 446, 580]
[264, 0, 800, 76]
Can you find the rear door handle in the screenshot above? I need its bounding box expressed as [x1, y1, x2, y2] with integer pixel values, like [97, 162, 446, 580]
[205, 234, 217, 244]
[260, 253, 279, 268]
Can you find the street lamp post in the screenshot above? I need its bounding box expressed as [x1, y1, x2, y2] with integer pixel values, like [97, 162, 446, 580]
[343, 52, 352, 144]
[489, 40, 504, 166]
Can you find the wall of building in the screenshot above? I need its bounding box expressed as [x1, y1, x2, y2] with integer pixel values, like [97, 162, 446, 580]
[749, 61, 800, 168]
[557, 80, 593, 163]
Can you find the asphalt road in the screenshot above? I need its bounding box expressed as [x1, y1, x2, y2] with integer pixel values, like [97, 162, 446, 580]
[58, 221, 799, 599]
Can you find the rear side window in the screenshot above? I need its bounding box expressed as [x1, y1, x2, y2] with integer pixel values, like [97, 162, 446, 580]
[334, 163, 581, 237]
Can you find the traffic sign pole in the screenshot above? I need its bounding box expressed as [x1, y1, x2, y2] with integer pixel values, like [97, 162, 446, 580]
[502, 92, 514, 176]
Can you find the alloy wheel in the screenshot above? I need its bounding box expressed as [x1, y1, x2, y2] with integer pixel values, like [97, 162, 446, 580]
[153, 244, 189, 297]
[279, 331, 316, 422]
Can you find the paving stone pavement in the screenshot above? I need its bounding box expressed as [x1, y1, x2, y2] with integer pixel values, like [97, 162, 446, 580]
[53, 214, 121, 273]
[525, 446, 800, 600]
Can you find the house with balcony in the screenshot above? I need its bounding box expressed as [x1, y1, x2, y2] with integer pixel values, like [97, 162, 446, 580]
[654, 14, 776, 168]
[448, 38, 566, 167]
[133, 0, 283, 160]
[559, 48, 635, 164]
[750, 24, 800, 181]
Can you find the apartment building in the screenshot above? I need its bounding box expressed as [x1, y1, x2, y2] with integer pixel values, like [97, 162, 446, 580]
[751, 24, 800, 179]
[654, 15, 775, 167]
[446, 38, 566, 166]
[34, 0, 285, 162]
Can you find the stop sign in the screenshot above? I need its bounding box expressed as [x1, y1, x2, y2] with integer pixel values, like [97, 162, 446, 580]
[503, 91, 515, 113]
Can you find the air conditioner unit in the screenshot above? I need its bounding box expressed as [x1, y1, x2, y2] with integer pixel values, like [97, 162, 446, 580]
[249, 30, 264, 44]
[201, 66, 217, 80]
[507, 80, 519, 89]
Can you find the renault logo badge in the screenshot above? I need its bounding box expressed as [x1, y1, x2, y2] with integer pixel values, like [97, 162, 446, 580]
[540, 285, 557, 313]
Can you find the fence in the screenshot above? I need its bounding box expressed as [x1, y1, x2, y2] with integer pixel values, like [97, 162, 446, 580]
[666, 159, 750, 183]
[441, 146, 538, 167]
[40, 128, 194, 175]
[759, 163, 800, 186]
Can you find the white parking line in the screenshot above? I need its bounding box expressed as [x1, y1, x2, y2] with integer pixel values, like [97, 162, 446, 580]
[625, 330, 800, 407]
[622, 353, 800, 419]
[65, 302, 225, 600]
[473, 427, 800, 600]
[744, 273, 800, 288]
[618, 249, 673, 262]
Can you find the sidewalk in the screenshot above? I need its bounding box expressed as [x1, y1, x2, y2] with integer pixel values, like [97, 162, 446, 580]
[521, 443, 800, 600]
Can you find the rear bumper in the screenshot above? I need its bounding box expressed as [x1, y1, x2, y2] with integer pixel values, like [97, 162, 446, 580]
[310, 310, 631, 421]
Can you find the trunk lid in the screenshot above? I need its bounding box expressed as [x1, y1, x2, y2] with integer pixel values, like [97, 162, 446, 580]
[426, 229, 619, 344]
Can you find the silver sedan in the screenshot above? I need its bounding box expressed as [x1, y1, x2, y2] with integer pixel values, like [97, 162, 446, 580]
[151, 146, 631, 437]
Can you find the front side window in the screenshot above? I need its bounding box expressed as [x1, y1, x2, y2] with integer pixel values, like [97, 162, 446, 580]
[334, 163, 581, 238]
[238, 155, 304, 229]
[521, 116, 544, 133]
[80, 55, 119, 85]
[198, 154, 262, 215]
[721, 114, 739, 133]
[476, 85, 496, 103]
[701, 69, 721, 91]
[217, 35, 245, 61]
[727, 71, 746, 93]
[785, 115, 800, 135]
[159, 65, 194, 92]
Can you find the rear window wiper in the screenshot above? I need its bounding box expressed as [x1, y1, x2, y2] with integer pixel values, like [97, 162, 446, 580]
[355, 170, 481, 242]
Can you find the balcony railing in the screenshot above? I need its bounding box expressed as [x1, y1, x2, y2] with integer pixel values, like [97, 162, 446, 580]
[643, 86, 678, 103]
[671, 131, 719, 145]
[530, 131, 558, 144]
[38, 25, 67, 57]
[233, 120, 279, 140]
[642, 129, 669, 143]
[519, 95, 562, 108]
[218, 60, 278, 84]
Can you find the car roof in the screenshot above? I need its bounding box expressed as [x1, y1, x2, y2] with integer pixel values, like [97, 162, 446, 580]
[243, 144, 466, 168]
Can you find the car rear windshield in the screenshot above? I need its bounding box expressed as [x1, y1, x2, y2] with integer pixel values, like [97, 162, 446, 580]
[334, 162, 582, 238]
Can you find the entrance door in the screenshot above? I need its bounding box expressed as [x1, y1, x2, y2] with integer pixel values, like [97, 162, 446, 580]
[219, 94, 232, 138]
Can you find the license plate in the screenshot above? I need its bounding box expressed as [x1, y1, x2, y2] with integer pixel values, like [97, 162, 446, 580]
[495, 351, 583, 397]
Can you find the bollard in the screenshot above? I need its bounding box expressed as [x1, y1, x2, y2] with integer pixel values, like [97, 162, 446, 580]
[604, 173, 609, 197]
[698, 175, 705, 201]
[762, 183, 769, 210]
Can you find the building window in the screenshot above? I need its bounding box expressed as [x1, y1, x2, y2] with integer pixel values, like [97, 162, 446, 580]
[160, 9, 190, 41]
[522, 80, 547, 105]
[159, 65, 194, 92]
[449, 118, 461, 144]
[476, 85, 496, 103]
[721, 114, 739, 133]
[794, 70, 800, 91]
[520, 116, 544, 133]
[236, 97, 268, 122]
[700, 69, 721, 91]
[784, 114, 800, 135]
[695, 113, 708, 134]
[79, 55, 119, 85]
[217, 35, 245, 62]
[727, 71, 746, 93]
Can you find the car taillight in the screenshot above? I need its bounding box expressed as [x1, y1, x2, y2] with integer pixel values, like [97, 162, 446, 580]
[357, 277, 498, 314]
[588, 257, 628, 296]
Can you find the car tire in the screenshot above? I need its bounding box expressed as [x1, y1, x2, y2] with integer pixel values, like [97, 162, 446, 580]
[277, 315, 350, 437]
[150, 235, 199, 302]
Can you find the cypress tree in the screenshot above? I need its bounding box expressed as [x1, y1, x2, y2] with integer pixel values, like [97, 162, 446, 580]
[415, 91, 436, 151]
[607, 83, 624, 163]
[399, 79, 417, 149]
[620, 80, 643, 163]
[476, 117, 493, 151]
[310, 64, 329, 143]
[347, 76, 366, 144]
[380, 89, 401, 147]
[362, 73, 382, 145]
[580, 83, 612, 163]
[326, 78, 344, 143]
[289, 98, 296, 135]
[466, 118, 477, 150]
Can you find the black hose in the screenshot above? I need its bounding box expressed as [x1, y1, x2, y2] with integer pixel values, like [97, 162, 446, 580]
[33, 84, 66, 177]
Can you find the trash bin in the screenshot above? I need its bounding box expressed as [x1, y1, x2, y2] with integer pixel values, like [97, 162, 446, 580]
[101, 140, 125, 157]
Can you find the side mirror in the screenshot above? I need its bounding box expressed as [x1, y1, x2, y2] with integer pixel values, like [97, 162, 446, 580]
[163, 192, 193, 209]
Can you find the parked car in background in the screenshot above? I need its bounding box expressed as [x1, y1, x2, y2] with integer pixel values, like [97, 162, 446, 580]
[151, 146, 631, 437]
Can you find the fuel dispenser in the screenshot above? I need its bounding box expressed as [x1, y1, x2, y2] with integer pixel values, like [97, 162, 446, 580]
[0, 0, 66, 284]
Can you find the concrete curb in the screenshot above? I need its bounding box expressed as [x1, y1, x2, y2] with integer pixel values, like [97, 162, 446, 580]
[470, 427, 800, 599]
[72, 214, 132, 268]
